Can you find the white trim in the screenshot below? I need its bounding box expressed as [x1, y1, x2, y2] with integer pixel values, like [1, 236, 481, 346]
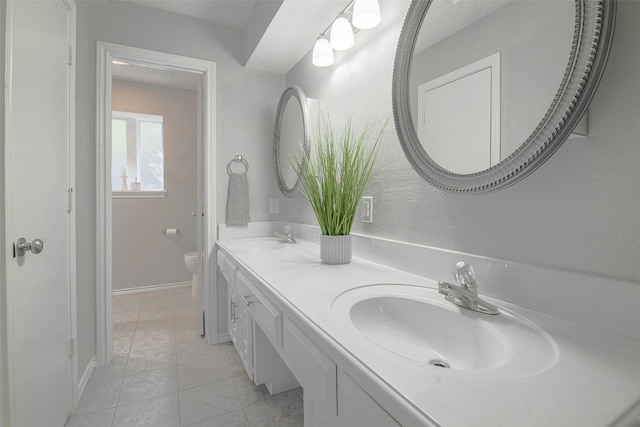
[112, 190, 167, 199]
[112, 110, 163, 122]
[112, 281, 191, 296]
[76, 357, 96, 403]
[96, 42, 217, 366]
[2, 4, 14, 426]
[65, 0, 79, 411]
[217, 333, 231, 343]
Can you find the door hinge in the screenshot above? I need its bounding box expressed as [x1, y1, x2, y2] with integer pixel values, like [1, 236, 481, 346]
[67, 337, 75, 359]
[68, 45, 74, 65]
[66, 188, 73, 212]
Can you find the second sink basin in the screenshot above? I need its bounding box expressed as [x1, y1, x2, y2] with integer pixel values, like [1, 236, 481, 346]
[240, 237, 289, 252]
[331, 284, 558, 378]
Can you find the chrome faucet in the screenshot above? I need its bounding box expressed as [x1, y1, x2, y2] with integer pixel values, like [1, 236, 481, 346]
[438, 261, 499, 315]
[274, 224, 296, 244]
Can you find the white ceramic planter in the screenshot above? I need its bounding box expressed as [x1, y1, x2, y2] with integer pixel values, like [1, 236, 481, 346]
[320, 234, 352, 265]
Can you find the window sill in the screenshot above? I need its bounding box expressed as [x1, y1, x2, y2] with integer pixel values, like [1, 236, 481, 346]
[112, 190, 167, 199]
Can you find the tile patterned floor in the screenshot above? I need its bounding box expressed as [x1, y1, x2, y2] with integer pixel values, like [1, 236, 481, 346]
[65, 287, 304, 427]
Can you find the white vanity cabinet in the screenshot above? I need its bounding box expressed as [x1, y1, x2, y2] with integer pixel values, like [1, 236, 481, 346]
[282, 318, 338, 426]
[214, 233, 640, 427]
[235, 270, 298, 395]
[336, 372, 401, 427]
[216, 245, 409, 427]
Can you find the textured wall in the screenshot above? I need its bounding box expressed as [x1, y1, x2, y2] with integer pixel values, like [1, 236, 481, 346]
[75, 1, 284, 373]
[112, 79, 197, 290]
[280, 0, 640, 285]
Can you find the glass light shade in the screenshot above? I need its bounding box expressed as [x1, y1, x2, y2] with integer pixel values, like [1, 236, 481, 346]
[352, 0, 381, 29]
[312, 36, 334, 67]
[330, 14, 355, 51]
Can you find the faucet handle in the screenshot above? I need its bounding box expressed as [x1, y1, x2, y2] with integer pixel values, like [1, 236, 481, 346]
[452, 261, 476, 290]
[438, 281, 452, 295]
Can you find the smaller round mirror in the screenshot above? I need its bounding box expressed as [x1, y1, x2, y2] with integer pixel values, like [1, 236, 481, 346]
[274, 86, 310, 197]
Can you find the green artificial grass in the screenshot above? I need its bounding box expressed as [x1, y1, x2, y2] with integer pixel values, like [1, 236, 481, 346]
[292, 114, 386, 236]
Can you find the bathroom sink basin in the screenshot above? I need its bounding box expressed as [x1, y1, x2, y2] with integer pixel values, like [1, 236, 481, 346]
[241, 237, 289, 252]
[331, 284, 558, 377]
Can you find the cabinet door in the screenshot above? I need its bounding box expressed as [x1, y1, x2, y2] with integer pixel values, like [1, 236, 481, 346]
[254, 324, 298, 395]
[338, 373, 401, 427]
[227, 282, 238, 345]
[283, 319, 337, 426]
[228, 279, 254, 380]
[237, 299, 253, 379]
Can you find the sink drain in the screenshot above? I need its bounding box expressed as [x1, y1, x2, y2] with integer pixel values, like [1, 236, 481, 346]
[429, 359, 450, 369]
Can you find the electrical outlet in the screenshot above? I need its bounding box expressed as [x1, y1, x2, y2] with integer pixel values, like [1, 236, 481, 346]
[361, 196, 373, 223]
[269, 198, 280, 214]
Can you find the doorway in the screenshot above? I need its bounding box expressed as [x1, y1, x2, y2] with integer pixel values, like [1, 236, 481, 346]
[96, 43, 217, 366]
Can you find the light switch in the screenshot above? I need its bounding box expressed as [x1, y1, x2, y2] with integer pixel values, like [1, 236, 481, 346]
[361, 196, 373, 223]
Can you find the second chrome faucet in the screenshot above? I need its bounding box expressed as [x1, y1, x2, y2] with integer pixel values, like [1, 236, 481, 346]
[274, 224, 296, 244]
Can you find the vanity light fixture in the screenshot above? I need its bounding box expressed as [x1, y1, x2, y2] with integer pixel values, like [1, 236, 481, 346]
[330, 14, 355, 50]
[352, 0, 381, 29]
[312, 35, 335, 67]
[311, 0, 382, 67]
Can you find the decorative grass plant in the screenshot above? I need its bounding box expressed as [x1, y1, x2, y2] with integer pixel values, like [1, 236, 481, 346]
[292, 114, 386, 236]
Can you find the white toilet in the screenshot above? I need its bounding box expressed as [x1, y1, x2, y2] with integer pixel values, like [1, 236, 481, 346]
[184, 251, 199, 297]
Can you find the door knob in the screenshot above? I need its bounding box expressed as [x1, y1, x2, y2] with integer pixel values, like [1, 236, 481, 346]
[15, 238, 44, 257]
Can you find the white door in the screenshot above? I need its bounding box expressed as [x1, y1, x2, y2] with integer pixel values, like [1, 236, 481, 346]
[4, 1, 74, 426]
[418, 53, 501, 174]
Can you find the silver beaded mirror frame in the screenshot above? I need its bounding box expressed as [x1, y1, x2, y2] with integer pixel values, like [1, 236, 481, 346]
[274, 86, 310, 197]
[392, 0, 616, 193]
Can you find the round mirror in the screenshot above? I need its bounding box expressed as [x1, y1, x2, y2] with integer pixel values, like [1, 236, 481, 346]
[274, 86, 310, 197]
[393, 0, 616, 193]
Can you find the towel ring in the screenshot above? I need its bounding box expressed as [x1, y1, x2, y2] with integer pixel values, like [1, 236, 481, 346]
[227, 155, 249, 175]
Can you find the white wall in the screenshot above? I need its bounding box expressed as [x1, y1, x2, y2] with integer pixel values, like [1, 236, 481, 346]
[112, 79, 197, 291]
[280, 1, 640, 285]
[75, 1, 284, 374]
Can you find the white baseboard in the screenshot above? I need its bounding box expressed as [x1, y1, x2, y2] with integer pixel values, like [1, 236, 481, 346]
[215, 332, 231, 344]
[112, 281, 191, 296]
[77, 357, 96, 401]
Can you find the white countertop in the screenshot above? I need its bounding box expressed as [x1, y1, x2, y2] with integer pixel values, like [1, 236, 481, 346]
[217, 237, 640, 426]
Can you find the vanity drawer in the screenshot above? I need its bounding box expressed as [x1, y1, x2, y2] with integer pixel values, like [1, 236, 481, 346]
[236, 272, 283, 347]
[216, 250, 226, 271]
[222, 257, 237, 284]
[283, 319, 337, 416]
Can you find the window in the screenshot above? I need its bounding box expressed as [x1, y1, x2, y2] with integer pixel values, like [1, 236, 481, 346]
[112, 111, 164, 192]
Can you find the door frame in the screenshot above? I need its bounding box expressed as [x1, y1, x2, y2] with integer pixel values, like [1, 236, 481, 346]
[3, 0, 78, 421]
[96, 43, 216, 365]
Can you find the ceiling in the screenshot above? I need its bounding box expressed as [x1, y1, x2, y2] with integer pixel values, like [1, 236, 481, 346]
[123, 0, 261, 29]
[118, 0, 346, 74]
[112, 1, 515, 77]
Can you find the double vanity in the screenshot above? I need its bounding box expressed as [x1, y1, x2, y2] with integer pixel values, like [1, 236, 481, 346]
[215, 223, 640, 427]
